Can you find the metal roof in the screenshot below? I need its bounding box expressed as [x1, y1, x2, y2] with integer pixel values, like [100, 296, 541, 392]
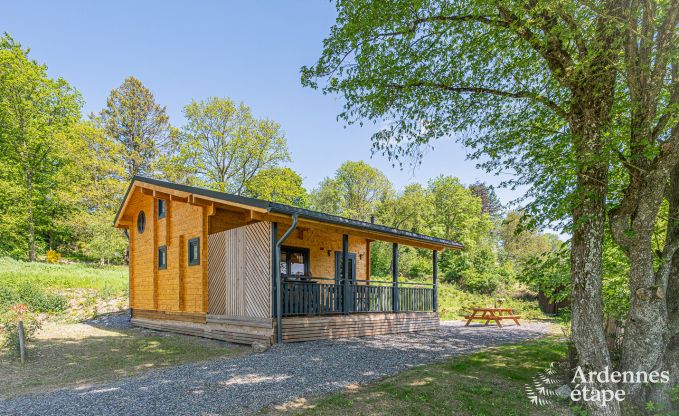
[116, 176, 464, 250]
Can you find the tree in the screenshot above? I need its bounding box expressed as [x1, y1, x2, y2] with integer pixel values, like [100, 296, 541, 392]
[245, 167, 309, 207]
[99, 76, 170, 179]
[376, 183, 430, 231]
[428, 176, 495, 290]
[310, 161, 393, 221]
[0, 34, 81, 261]
[499, 211, 555, 264]
[62, 122, 128, 265]
[303, 3, 627, 413]
[469, 182, 503, 218]
[163, 97, 290, 194]
[605, 3, 679, 409]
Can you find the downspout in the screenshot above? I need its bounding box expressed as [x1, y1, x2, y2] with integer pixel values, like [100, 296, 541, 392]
[275, 213, 298, 344]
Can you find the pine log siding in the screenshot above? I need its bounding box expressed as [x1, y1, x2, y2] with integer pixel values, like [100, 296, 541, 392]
[126, 189, 207, 317]
[276, 226, 370, 281]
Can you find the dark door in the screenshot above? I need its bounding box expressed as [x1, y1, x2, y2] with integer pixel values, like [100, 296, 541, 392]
[334, 252, 357, 283]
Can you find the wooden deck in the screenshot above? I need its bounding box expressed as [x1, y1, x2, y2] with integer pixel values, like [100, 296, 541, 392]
[131, 313, 274, 345]
[276, 312, 439, 343]
[131, 310, 439, 345]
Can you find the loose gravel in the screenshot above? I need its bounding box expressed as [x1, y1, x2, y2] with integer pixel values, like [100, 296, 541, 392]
[0, 321, 552, 416]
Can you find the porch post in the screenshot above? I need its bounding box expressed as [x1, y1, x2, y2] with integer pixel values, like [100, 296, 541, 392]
[392, 243, 399, 312]
[342, 234, 350, 314]
[432, 250, 438, 312]
[271, 222, 278, 319]
[274, 215, 298, 344]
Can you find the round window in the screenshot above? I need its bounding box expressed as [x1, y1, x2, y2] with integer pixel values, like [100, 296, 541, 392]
[137, 211, 146, 234]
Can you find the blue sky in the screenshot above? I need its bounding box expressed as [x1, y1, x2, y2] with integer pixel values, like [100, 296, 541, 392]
[2, 1, 523, 206]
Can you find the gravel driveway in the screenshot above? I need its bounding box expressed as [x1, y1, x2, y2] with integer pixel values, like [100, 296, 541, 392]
[0, 321, 552, 416]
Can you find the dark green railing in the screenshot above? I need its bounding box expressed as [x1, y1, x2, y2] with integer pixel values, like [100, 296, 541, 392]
[278, 277, 434, 317]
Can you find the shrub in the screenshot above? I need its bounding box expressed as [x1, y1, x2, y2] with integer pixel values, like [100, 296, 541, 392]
[443, 269, 463, 284]
[0, 282, 67, 314]
[0, 304, 41, 355]
[46, 250, 61, 264]
[15, 282, 68, 313]
[461, 271, 500, 295]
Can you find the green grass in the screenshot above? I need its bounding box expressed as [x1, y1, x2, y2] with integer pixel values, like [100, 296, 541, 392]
[266, 338, 569, 416]
[0, 257, 128, 295]
[436, 282, 549, 321]
[0, 321, 248, 399]
[397, 276, 551, 321]
[0, 257, 128, 314]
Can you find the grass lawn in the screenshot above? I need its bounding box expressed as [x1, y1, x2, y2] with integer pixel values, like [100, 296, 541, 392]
[266, 338, 570, 416]
[0, 319, 249, 400]
[0, 257, 128, 297]
[0, 257, 128, 319]
[400, 276, 552, 321]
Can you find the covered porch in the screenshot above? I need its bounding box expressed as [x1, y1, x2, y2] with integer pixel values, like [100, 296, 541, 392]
[271, 215, 445, 343]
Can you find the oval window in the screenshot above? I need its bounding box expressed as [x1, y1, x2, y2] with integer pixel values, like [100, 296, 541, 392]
[137, 211, 146, 234]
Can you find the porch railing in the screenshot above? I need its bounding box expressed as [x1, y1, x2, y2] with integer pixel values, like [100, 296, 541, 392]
[277, 277, 434, 317]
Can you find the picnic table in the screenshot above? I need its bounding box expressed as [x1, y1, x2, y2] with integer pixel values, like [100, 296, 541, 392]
[464, 307, 521, 327]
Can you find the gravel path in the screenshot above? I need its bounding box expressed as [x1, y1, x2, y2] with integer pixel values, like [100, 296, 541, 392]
[0, 321, 551, 416]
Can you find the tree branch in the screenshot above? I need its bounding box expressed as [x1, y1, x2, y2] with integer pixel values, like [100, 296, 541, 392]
[385, 82, 569, 119]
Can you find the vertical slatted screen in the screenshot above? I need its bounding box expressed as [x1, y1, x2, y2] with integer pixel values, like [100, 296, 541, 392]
[208, 221, 272, 319]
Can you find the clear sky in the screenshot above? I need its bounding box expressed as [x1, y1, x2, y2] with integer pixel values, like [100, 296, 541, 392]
[2, 1, 523, 206]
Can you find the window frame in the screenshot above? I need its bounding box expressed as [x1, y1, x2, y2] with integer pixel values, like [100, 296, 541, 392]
[188, 238, 200, 266]
[137, 211, 146, 234]
[158, 245, 167, 270]
[158, 199, 167, 219]
[280, 246, 310, 278]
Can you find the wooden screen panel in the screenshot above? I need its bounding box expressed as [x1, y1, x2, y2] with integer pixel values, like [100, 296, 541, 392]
[208, 221, 272, 320]
[208, 231, 227, 315]
[245, 221, 272, 319]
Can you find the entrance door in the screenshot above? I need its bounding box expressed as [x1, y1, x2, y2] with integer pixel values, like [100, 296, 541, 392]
[334, 252, 357, 284]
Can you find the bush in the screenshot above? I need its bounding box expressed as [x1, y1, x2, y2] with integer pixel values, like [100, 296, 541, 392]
[16, 282, 68, 312]
[46, 250, 61, 264]
[443, 269, 463, 284]
[0, 304, 41, 355]
[461, 271, 500, 295]
[0, 281, 67, 314]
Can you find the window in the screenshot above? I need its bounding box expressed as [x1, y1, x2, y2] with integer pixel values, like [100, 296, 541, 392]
[158, 246, 167, 270]
[158, 199, 167, 219]
[280, 246, 309, 278]
[188, 238, 200, 266]
[137, 211, 146, 234]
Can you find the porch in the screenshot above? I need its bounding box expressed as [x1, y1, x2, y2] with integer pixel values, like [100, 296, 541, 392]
[271, 217, 441, 343]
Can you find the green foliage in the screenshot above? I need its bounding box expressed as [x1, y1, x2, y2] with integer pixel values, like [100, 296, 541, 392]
[0, 281, 67, 314]
[0, 305, 41, 354]
[161, 97, 290, 194]
[310, 160, 393, 221]
[0, 257, 128, 302]
[99, 76, 169, 179]
[0, 33, 82, 261]
[245, 167, 309, 206]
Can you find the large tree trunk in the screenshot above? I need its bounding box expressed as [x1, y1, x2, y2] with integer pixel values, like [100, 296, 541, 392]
[570, 111, 620, 415]
[609, 135, 679, 411]
[26, 171, 36, 262]
[649, 164, 679, 411]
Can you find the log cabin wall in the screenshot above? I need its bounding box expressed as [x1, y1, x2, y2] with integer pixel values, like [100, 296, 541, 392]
[127, 190, 207, 317]
[277, 227, 370, 280]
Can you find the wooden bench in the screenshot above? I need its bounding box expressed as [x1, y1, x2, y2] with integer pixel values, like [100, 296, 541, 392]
[464, 308, 521, 328]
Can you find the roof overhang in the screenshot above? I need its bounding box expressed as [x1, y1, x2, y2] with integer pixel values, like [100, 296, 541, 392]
[114, 176, 464, 251]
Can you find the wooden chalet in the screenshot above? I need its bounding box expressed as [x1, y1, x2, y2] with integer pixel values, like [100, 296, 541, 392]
[114, 176, 463, 345]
